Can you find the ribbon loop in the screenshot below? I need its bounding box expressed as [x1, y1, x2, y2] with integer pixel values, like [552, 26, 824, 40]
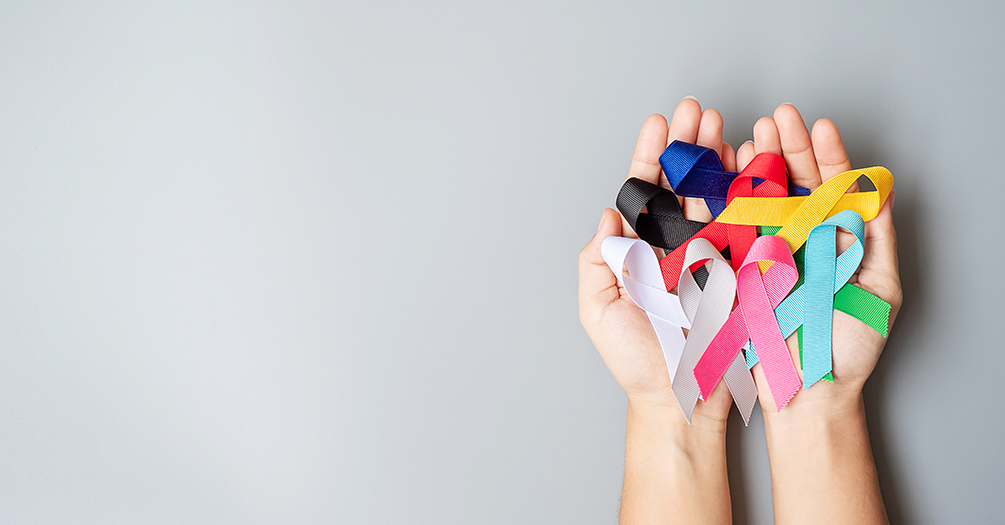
[601, 237, 691, 384]
[659, 141, 733, 217]
[659, 140, 811, 218]
[722, 153, 789, 272]
[694, 235, 801, 411]
[671, 238, 756, 423]
[746, 210, 892, 388]
[657, 151, 799, 284]
[616, 177, 708, 254]
[716, 167, 893, 254]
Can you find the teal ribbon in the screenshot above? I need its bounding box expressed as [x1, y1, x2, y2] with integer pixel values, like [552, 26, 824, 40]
[745, 210, 890, 383]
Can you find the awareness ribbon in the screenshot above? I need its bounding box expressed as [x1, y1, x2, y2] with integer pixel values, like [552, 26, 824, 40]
[803, 210, 848, 386]
[614, 176, 713, 288]
[693, 235, 801, 411]
[616, 177, 708, 254]
[601, 236, 691, 384]
[716, 166, 893, 255]
[659, 140, 811, 218]
[671, 238, 757, 424]
[745, 210, 891, 386]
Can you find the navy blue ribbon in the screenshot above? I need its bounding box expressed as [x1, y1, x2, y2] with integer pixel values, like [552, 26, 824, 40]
[658, 141, 812, 218]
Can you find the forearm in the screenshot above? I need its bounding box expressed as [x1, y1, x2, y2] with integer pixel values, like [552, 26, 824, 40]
[620, 395, 731, 525]
[762, 388, 888, 525]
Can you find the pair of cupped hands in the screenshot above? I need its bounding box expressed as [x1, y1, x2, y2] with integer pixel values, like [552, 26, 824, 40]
[578, 98, 903, 427]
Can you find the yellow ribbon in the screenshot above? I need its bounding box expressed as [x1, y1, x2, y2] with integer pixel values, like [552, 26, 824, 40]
[716, 166, 894, 254]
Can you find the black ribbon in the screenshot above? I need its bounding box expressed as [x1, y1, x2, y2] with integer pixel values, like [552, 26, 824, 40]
[616, 177, 717, 288]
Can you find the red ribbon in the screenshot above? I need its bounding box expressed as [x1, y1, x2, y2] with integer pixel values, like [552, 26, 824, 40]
[659, 153, 789, 288]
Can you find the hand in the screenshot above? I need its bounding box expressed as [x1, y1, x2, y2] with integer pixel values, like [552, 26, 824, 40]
[737, 103, 903, 412]
[741, 104, 899, 525]
[578, 96, 737, 524]
[578, 97, 736, 426]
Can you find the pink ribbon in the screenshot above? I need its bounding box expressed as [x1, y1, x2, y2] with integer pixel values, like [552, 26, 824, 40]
[693, 235, 802, 411]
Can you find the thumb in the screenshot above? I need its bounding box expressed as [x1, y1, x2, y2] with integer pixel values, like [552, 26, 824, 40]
[578, 209, 625, 324]
[860, 189, 903, 321]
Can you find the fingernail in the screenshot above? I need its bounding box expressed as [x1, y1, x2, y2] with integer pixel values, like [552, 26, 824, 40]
[683, 95, 698, 101]
[596, 211, 608, 233]
[889, 191, 896, 209]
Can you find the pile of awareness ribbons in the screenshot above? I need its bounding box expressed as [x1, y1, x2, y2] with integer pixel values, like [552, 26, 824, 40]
[601, 141, 893, 425]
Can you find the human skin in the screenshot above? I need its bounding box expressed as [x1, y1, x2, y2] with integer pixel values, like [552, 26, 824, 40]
[578, 97, 736, 524]
[578, 98, 902, 524]
[738, 104, 902, 525]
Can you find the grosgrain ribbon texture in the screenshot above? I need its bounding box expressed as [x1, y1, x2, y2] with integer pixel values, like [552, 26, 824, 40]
[653, 149, 810, 288]
[745, 211, 892, 384]
[659, 140, 811, 218]
[601, 237, 691, 384]
[692, 235, 802, 411]
[603, 140, 895, 417]
[716, 166, 893, 254]
[672, 238, 757, 425]
[617, 177, 708, 254]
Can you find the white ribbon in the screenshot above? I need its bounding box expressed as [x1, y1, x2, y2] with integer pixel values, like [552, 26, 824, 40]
[600, 236, 757, 425]
[601, 237, 691, 385]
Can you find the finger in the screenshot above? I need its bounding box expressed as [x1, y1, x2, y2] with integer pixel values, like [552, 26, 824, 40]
[685, 108, 725, 222]
[721, 142, 736, 173]
[736, 140, 755, 171]
[627, 114, 670, 185]
[667, 97, 702, 145]
[753, 117, 781, 155]
[696, 108, 724, 155]
[579, 209, 627, 321]
[666, 97, 703, 210]
[810, 118, 852, 183]
[748, 362, 778, 413]
[774, 103, 823, 189]
[858, 191, 902, 318]
[622, 115, 671, 237]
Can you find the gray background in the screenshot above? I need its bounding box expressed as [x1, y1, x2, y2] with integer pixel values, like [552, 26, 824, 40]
[1, 1, 1002, 523]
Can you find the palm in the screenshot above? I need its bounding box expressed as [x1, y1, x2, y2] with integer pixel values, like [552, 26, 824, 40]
[589, 283, 675, 396]
[738, 104, 902, 409]
[579, 98, 737, 417]
[825, 223, 901, 387]
[581, 244, 736, 416]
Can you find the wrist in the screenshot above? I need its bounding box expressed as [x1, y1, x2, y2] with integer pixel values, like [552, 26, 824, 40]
[628, 388, 728, 440]
[759, 386, 888, 524]
[761, 384, 871, 492]
[761, 379, 863, 424]
[622, 391, 732, 524]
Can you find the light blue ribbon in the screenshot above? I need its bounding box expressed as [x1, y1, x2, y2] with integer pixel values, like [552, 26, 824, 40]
[745, 209, 866, 388]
